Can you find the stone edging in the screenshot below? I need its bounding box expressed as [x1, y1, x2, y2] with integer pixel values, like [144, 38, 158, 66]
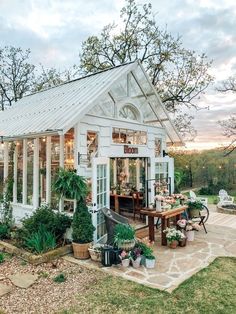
[0, 241, 72, 265]
[217, 205, 236, 215]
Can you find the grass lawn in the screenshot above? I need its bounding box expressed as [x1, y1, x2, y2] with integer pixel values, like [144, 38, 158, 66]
[62, 257, 236, 314]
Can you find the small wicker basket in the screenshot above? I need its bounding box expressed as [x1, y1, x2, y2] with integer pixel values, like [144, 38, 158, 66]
[88, 248, 102, 262]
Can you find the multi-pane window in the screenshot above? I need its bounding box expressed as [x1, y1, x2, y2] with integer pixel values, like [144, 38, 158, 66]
[112, 128, 147, 145]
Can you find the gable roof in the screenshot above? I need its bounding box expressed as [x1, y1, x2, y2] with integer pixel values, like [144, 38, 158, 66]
[0, 61, 183, 145]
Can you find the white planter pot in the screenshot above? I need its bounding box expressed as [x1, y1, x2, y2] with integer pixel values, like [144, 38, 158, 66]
[186, 230, 195, 241]
[145, 258, 156, 269]
[121, 259, 130, 267]
[131, 256, 142, 268]
[156, 200, 162, 212]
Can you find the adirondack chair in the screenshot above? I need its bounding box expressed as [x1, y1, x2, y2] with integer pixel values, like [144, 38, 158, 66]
[189, 190, 208, 207]
[218, 190, 234, 206]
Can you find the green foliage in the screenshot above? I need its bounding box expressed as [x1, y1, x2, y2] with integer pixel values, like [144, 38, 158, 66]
[53, 168, 88, 201]
[19, 205, 71, 242]
[114, 224, 135, 242]
[135, 241, 153, 258]
[187, 200, 203, 210]
[72, 200, 95, 244]
[0, 223, 10, 239]
[0, 252, 4, 263]
[24, 225, 56, 254]
[171, 148, 236, 191]
[53, 273, 66, 283]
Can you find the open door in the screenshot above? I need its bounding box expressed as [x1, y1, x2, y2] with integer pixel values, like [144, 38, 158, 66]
[91, 157, 110, 243]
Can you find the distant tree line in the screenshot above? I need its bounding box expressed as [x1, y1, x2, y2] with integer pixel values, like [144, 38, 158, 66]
[171, 149, 236, 194]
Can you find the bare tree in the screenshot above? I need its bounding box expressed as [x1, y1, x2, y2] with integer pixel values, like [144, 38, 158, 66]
[0, 46, 35, 110]
[218, 76, 236, 155]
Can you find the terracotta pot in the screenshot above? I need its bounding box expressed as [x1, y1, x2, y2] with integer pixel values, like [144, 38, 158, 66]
[72, 242, 91, 259]
[168, 240, 179, 249]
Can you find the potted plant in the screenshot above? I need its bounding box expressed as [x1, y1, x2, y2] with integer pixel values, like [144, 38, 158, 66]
[72, 199, 95, 259]
[163, 227, 183, 249]
[130, 247, 142, 268]
[145, 254, 156, 268]
[114, 224, 136, 251]
[53, 168, 88, 201]
[119, 250, 130, 267]
[185, 220, 201, 241]
[187, 200, 202, 218]
[88, 244, 103, 262]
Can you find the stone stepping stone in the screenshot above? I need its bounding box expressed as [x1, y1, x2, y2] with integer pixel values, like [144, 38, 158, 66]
[0, 283, 12, 297]
[8, 273, 38, 289]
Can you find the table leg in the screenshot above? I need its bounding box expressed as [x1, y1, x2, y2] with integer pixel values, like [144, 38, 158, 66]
[148, 216, 155, 242]
[176, 214, 181, 224]
[114, 195, 119, 213]
[161, 218, 168, 246]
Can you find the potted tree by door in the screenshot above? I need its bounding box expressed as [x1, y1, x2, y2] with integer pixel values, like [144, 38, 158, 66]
[72, 199, 95, 259]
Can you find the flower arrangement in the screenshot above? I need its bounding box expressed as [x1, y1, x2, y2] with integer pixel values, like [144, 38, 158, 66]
[185, 220, 201, 231]
[177, 219, 187, 229]
[129, 247, 142, 261]
[163, 227, 185, 243]
[119, 250, 129, 260]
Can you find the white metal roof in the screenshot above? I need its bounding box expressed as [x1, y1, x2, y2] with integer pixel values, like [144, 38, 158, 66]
[0, 61, 183, 145]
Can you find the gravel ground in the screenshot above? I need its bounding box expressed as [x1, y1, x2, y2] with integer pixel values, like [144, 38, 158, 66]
[0, 255, 104, 314]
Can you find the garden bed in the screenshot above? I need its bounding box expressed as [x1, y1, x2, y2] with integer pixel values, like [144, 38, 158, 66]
[0, 240, 72, 265]
[217, 204, 236, 215]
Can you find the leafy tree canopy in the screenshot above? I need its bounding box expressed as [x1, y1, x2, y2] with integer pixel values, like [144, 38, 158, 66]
[79, 0, 213, 138]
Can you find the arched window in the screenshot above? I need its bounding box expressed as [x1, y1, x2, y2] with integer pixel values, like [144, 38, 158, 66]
[119, 104, 140, 121]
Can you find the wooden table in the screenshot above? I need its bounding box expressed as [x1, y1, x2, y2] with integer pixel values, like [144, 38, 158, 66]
[110, 194, 143, 214]
[140, 206, 188, 245]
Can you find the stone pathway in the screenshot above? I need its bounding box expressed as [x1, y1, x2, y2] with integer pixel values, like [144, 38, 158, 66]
[207, 211, 236, 229]
[0, 272, 38, 298]
[8, 273, 38, 289]
[64, 217, 236, 293]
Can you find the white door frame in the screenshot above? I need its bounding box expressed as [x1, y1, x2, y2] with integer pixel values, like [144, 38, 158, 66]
[91, 157, 110, 243]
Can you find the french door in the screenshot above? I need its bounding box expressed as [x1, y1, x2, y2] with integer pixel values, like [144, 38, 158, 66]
[91, 157, 110, 243]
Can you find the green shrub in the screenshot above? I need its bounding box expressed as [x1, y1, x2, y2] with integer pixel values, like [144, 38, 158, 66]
[72, 199, 95, 244]
[24, 225, 56, 254]
[114, 224, 135, 243]
[0, 252, 4, 263]
[53, 273, 66, 283]
[0, 223, 10, 239]
[20, 205, 71, 242]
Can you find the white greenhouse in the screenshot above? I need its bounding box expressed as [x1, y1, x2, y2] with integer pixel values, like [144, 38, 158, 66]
[0, 61, 183, 242]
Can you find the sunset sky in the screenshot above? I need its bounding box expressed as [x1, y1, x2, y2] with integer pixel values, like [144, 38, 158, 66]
[0, 0, 235, 150]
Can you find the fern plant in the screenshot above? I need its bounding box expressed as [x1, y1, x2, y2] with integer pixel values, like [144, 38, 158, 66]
[53, 168, 88, 201]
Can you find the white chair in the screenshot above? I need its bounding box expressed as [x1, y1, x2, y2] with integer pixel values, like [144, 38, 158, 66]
[218, 189, 234, 206]
[189, 190, 208, 207]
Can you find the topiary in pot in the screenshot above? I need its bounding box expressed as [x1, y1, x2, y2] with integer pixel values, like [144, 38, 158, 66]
[72, 199, 95, 259]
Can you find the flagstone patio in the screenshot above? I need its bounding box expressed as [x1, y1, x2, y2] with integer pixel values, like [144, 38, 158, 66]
[64, 212, 236, 292]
